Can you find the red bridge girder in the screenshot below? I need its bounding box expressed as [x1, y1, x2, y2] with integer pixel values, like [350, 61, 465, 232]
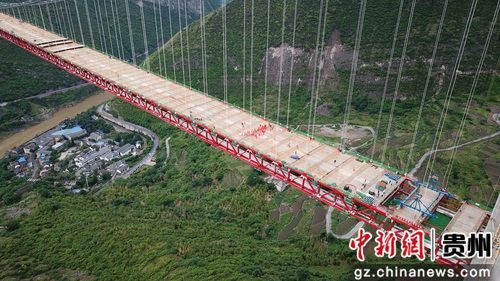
[0, 28, 466, 270]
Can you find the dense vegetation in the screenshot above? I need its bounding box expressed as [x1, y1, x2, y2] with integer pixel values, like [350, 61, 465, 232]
[4, 0, 224, 63]
[149, 0, 499, 204]
[0, 83, 97, 137]
[0, 100, 363, 281]
[0, 39, 81, 102]
[0, 0, 498, 280]
[0, 0, 224, 137]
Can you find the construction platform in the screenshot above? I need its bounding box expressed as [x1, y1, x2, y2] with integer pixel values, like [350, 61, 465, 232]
[0, 12, 494, 268]
[444, 203, 490, 234]
[0, 12, 401, 208]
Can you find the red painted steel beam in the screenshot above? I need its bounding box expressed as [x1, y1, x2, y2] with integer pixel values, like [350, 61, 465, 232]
[0, 28, 466, 268]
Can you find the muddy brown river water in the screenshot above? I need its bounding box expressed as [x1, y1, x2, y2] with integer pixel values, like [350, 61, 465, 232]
[0, 92, 112, 156]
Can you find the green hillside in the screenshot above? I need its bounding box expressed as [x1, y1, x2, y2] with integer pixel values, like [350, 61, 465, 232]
[2, 0, 225, 63]
[1, 98, 384, 280]
[0, 0, 224, 135]
[0, 1, 498, 280]
[148, 0, 499, 201]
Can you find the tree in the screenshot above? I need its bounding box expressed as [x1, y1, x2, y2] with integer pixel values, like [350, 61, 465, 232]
[6, 219, 20, 231]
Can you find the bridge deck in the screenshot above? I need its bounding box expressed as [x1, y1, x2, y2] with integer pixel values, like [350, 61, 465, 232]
[443, 203, 489, 234]
[0, 13, 411, 214]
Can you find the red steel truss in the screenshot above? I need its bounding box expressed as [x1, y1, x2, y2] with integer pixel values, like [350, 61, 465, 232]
[0, 28, 465, 269]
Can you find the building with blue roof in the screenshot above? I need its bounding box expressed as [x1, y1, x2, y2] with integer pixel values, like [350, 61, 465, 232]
[18, 156, 27, 165]
[51, 125, 87, 141]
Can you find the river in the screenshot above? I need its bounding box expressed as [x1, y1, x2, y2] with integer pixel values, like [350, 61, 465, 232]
[0, 92, 112, 156]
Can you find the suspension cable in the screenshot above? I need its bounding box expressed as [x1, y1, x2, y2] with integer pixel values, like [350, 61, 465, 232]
[184, 0, 192, 87]
[199, 0, 206, 92]
[152, 0, 162, 75]
[341, 0, 367, 149]
[27, 4, 37, 25]
[56, 2, 66, 37]
[203, 2, 209, 94]
[54, 2, 66, 37]
[72, 0, 84, 43]
[276, 0, 287, 123]
[222, 0, 228, 102]
[381, 0, 417, 164]
[176, 0, 186, 84]
[424, 0, 478, 182]
[307, 0, 325, 136]
[63, 0, 76, 40]
[168, 0, 177, 80]
[139, 0, 150, 70]
[110, 0, 123, 59]
[158, 0, 168, 77]
[310, 0, 330, 137]
[83, 0, 95, 48]
[285, 0, 298, 128]
[102, 0, 115, 56]
[370, 0, 404, 158]
[38, 4, 46, 30]
[443, 0, 499, 186]
[92, 0, 106, 53]
[45, 3, 54, 33]
[263, 0, 271, 117]
[249, 0, 254, 113]
[124, 0, 136, 63]
[115, 0, 126, 59]
[405, 0, 449, 171]
[242, 0, 246, 109]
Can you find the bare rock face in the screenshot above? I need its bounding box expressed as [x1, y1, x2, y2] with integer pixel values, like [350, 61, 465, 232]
[259, 29, 353, 89]
[318, 30, 353, 82]
[141, 0, 214, 17]
[259, 44, 304, 86]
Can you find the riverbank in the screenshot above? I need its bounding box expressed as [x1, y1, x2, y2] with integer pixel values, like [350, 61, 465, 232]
[0, 92, 112, 156]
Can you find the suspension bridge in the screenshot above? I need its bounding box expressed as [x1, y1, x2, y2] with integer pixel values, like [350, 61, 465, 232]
[0, 2, 495, 271]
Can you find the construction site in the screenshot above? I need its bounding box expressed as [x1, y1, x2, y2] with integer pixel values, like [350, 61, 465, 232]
[0, 7, 498, 272]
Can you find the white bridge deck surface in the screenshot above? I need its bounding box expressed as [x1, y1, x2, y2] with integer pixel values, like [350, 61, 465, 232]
[443, 203, 489, 234]
[0, 13, 428, 220]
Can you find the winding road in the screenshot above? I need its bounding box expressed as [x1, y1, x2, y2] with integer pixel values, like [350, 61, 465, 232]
[0, 83, 90, 107]
[325, 206, 365, 239]
[96, 104, 159, 179]
[409, 130, 500, 177]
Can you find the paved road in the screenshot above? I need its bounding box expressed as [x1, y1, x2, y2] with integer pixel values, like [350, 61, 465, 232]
[410, 112, 500, 177]
[325, 206, 365, 239]
[409, 130, 500, 177]
[0, 83, 90, 107]
[96, 104, 159, 179]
